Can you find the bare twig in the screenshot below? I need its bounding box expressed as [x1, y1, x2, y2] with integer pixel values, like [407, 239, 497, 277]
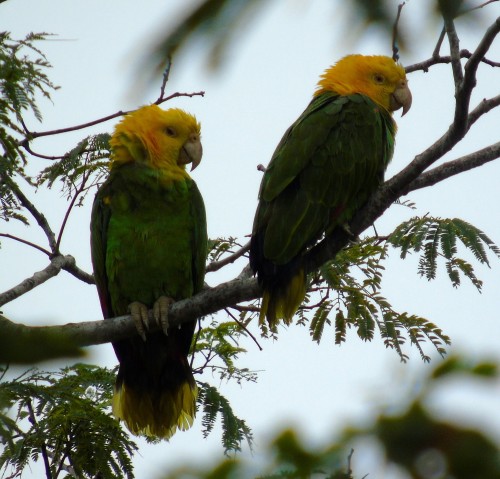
[8, 179, 58, 252]
[19, 92, 204, 146]
[0, 233, 51, 256]
[406, 50, 500, 73]
[392, 2, 406, 62]
[467, 94, 500, 129]
[206, 241, 251, 273]
[0, 255, 84, 306]
[27, 399, 53, 479]
[432, 27, 446, 58]
[444, 17, 463, 89]
[408, 142, 500, 191]
[56, 173, 89, 251]
[224, 307, 263, 351]
[154, 57, 172, 104]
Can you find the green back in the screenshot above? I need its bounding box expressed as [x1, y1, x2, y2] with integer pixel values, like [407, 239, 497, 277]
[90, 163, 207, 318]
[252, 92, 395, 265]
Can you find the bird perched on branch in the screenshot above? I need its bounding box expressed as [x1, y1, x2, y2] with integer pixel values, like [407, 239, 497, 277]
[250, 54, 412, 328]
[90, 105, 207, 438]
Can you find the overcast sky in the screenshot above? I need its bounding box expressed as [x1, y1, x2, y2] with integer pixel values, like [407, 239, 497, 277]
[2, 1, 500, 477]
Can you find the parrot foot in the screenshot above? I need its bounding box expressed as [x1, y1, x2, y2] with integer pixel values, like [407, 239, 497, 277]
[153, 296, 175, 336]
[128, 302, 149, 341]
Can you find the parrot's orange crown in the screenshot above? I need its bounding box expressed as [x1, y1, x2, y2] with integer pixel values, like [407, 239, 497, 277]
[109, 105, 202, 177]
[315, 54, 412, 115]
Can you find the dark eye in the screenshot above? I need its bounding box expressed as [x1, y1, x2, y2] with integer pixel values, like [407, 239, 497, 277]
[374, 74, 385, 84]
[165, 127, 176, 137]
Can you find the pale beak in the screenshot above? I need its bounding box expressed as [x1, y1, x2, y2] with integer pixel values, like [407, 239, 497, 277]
[390, 80, 412, 116]
[178, 134, 203, 171]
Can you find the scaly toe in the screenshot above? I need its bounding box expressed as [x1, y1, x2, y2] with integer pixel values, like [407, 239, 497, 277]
[128, 301, 149, 341]
[153, 296, 174, 335]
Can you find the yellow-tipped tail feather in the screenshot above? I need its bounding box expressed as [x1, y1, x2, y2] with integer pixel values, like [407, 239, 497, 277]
[259, 268, 307, 328]
[112, 380, 197, 439]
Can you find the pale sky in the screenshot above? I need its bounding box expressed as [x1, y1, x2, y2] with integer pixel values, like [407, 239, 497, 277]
[2, 1, 500, 477]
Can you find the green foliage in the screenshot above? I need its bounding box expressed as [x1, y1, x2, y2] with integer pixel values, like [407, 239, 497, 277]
[389, 216, 500, 290]
[0, 364, 137, 478]
[197, 381, 253, 454]
[191, 319, 256, 453]
[306, 239, 450, 362]
[159, 354, 500, 479]
[207, 236, 245, 264]
[37, 133, 111, 194]
[0, 32, 58, 223]
[193, 319, 257, 384]
[372, 354, 500, 479]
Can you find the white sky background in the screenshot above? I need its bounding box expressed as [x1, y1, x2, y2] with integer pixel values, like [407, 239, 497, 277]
[2, 0, 500, 477]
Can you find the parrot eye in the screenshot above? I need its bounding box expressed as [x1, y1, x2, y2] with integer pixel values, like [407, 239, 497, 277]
[373, 74, 385, 84]
[165, 127, 177, 137]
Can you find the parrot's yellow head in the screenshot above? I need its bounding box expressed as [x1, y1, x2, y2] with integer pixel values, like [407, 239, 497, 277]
[110, 105, 202, 175]
[315, 54, 412, 116]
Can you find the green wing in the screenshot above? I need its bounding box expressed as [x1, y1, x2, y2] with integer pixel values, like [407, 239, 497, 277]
[253, 92, 395, 265]
[250, 91, 396, 325]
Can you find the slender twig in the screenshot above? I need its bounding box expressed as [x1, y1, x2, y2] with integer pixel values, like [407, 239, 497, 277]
[154, 57, 172, 104]
[459, 0, 500, 16]
[467, 94, 500, 129]
[8, 179, 58, 252]
[225, 307, 263, 351]
[444, 17, 464, 89]
[0, 233, 51, 256]
[346, 448, 355, 478]
[406, 50, 500, 74]
[392, 2, 405, 62]
[432, 27, 446, 58]
[56, 173, 89, 251]
[206, 241, 251, 273]
[190, 317, 203, 369]
[19, 91, 205, 146]
[26, 399, 53, 479]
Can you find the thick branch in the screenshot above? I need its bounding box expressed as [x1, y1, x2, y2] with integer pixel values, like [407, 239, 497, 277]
[1, 277, 261, 347]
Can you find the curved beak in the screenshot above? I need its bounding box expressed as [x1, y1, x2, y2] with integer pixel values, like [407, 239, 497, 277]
[178, 134, 203, 171]
[390, 79, 412, 116]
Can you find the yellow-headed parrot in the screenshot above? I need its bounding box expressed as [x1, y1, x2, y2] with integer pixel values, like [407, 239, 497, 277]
[250, 55, 412, 328]
[90, 105, 207, 438]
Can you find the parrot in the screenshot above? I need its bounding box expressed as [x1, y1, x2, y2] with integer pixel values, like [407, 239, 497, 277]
[90, 104, 207, 439]
[250, 54, 412, 328]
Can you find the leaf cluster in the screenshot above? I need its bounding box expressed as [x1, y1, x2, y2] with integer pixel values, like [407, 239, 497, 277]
[35, 133, 111, 211]
[193, 319, 257, 384]
[0, 364, 137, 479]
[389, 216, 500, 290]
[197, 381, 253, 454]
[0, 32, 58, 223]
[302, 238, 449, 362]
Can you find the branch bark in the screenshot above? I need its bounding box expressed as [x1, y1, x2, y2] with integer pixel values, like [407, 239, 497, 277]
[0, 277, 261, 347]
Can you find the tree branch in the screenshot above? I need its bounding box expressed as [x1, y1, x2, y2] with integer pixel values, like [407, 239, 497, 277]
[0, 277, 261, 347]
[8, 179, 58, 252]
[0, 255, 83, 306]
[408, 142, 500, 191]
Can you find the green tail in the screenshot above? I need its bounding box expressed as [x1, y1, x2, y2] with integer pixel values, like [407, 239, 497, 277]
[259, 267, 307, 329]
